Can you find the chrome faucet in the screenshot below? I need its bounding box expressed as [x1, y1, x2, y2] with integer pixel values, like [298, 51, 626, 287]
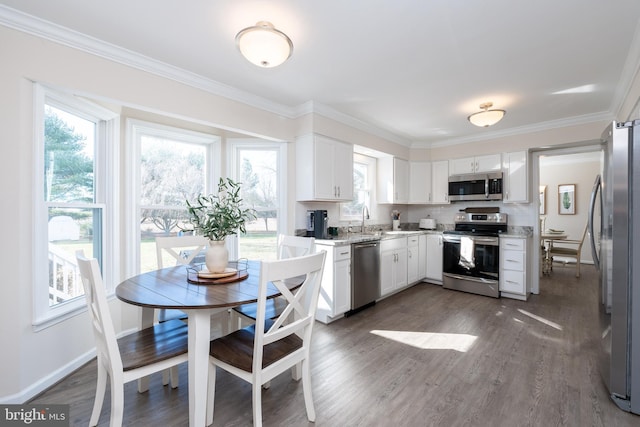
[361, 205, 370, 233]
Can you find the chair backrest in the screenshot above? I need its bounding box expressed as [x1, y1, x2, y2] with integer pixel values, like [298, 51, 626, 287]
[277, 234, 315, 260]
[253, 251, 326, 371]
[76, 251, 123, 373]
[155, 235, 208, 268]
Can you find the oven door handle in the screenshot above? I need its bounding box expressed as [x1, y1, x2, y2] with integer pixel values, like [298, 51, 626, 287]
[443, 272, 499, 285]
[470, 237, 499, 246]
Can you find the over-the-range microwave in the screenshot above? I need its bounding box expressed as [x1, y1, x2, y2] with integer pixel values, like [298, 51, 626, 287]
[448, 172, 503, 201]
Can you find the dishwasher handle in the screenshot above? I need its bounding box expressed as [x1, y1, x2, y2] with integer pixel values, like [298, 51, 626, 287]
[353, 242, 380, 249]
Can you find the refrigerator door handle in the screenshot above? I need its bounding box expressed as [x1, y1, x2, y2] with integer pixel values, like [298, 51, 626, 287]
[588, 174, 602, 270]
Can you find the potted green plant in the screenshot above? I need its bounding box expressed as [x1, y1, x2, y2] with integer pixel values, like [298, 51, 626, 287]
[184, 177, 256, 272]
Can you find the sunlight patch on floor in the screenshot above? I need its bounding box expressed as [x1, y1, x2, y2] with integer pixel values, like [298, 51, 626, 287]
[370, 330, 477, 352]
[517, 308, 563, 330]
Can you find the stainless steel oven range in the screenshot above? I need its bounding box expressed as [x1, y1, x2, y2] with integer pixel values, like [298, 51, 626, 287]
[442, 213, 507, 298]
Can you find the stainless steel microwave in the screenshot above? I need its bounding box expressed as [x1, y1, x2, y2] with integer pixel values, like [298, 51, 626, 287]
[448, 172, 503, 201]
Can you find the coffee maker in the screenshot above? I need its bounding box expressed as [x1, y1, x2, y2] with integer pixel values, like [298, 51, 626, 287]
[306, 210, 328, 239]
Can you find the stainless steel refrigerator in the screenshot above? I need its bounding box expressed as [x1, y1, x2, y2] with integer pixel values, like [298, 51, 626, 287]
[589, 120, 640, 414]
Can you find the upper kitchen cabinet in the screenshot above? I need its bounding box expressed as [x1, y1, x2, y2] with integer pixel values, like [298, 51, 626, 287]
[503, 150, 528, 203]
[408, 161, 431, 204]
[378, 157, 409, 204]
[431, 160, 450, 204]
[449, 154, 502, 175]
[296, 134, 354, 202]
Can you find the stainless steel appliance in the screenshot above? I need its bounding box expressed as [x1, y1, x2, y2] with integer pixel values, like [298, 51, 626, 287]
[442, 213, 507, 298]
[448, 172, 503, 201]
[590, 120, 640, 414]
[348, 240, 381, 314]
[306, 209, 328, 239]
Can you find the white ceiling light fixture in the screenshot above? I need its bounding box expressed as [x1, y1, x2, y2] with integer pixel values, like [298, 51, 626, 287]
[467, 102, 506, 127]
[235, 21, 293, 68]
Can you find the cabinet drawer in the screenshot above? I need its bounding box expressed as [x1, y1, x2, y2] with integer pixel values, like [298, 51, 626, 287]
[407, 236, 419, 246]
[334, 246, 352, 261]
[502, 250, 524, 271]
[501, 238, 524, 251]
[501, 270, 525, 294]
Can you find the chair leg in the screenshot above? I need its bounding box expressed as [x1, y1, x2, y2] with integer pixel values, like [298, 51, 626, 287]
[89, 362, 107, 427]
[110, 372, 125, 427]
[576, 258, 581, 278]
[162, 369, 170, 386]
[301, 358, 316, 422]
[169, 366, 180, 388]
[206, 363, 216, 426]
[252, 380, 263, 427]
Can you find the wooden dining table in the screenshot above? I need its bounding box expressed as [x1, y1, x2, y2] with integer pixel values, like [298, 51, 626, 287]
[115, 260, 302, 427]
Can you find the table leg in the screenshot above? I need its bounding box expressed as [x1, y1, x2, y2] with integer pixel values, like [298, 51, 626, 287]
[186, 309, 212, 427]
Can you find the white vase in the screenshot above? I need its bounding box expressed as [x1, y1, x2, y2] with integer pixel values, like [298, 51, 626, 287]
[205, 239, 228, 273]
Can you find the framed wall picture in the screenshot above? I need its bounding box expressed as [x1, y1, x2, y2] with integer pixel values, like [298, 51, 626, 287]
[539, 185, 546, 215]
[558, 184, 576, 215]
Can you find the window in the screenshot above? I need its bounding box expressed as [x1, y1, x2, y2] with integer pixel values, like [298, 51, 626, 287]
[228, 140, 286, 260]
[128, 120, 220, 273]
[33, 85, 118, 328]
[341, 153, 376, 220]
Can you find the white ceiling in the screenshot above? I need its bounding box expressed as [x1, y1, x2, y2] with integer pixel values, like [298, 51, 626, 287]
[2, 0, 640, 147]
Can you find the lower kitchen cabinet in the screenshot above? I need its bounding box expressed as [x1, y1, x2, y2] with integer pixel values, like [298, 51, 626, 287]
[407, 235, 420, 284]
[380, 237, 408, 296]
[418, 234, 427, 280]
[315, 244, 351, 323]
[425, 233, 443, 284]
[499, 236, 530, 300]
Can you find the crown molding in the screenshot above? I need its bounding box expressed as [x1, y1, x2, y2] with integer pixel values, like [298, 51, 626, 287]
[412, 110, 614, 149]
[0, 4, 297, 118]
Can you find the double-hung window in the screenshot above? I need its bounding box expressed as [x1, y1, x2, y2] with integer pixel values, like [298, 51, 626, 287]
[33, 85, 118, 328]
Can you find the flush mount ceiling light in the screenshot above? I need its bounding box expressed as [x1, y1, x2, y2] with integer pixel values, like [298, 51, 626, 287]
[467, 102, 506, 127]
[235, 21, 293, 68]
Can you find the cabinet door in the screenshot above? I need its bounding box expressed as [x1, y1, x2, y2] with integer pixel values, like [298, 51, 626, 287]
[407, 245, 419, 284]
[450, 157, 475, 175]
[426, 234, 443, 283]
[500, 270, 525, 295]
[476, 154, 502, 172]
[394, 248, 408, 289]
[431, 161, 450, 204]
[394, 158, 409, 203]
[333, 258, 351, 315]
[333, 141, 354, 201]
[504, 151, 528, 202]
[409, 162, 431, 204]
[312, 137, 337, 200]
[380, 250, 395, 296]
[418, 234, 427, 280]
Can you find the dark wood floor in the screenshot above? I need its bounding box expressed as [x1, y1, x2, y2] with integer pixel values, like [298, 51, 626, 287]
[31, 264, 639, 426]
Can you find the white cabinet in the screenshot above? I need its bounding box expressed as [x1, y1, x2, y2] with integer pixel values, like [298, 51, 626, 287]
[378, 157, 409, 204]
[425, 233, 443, 284]
[380, 237, 408, 296]
[407, 235, 420, 284]
[449, 154, 502, 175]
[499, 237, 529, 300]
[296, 134, 353, 202]
[431, 160, 450, 204]
[418, 234, 427, 280]
[409, 161, 432, 204]
[315, 244, 352, 323]
[503, 150, 528, 203]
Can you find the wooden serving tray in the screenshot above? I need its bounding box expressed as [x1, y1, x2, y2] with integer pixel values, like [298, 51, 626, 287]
[187, 270, 249, 285]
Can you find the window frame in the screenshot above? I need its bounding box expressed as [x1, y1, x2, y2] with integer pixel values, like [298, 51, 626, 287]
[227, 139, 287, 260]
[125, 119, 221, 278]
[341, 153, 377, 221]
[32, 84, 119, 330]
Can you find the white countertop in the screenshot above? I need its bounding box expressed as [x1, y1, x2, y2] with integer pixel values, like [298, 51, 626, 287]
[315, 229, 441, 246]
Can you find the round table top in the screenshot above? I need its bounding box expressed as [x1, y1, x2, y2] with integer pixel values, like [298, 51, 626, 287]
[116, 260, 301, 310]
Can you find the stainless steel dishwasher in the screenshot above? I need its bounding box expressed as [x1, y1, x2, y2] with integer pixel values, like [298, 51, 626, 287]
[349, 240, 381, 315]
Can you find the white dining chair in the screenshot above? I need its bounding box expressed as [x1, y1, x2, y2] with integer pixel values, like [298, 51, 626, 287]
[230, 234, 315, 330]
[76, 251, 189, 427]
[206, 251, 326, 427]
[549, 224, 588, 277]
